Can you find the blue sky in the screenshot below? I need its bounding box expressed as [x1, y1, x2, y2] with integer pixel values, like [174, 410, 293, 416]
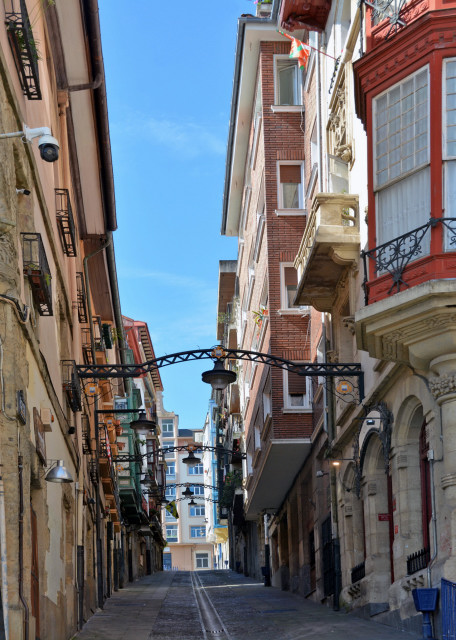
[98, 1, 252, 428]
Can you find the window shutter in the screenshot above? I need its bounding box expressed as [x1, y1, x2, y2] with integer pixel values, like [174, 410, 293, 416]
[288, 372, 306, 395]
[280, 165, 301, 183]
[284, 266, 297, 286]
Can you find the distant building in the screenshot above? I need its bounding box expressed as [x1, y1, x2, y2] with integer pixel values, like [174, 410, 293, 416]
[161, 419, 215, 570]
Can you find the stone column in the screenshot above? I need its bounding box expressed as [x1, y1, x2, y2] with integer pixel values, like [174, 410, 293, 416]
[429, 354, 456, 577]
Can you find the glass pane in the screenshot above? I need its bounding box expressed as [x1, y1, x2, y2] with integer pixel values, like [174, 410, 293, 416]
[282, 183, 299, 208]
[278, 65, 297, 105]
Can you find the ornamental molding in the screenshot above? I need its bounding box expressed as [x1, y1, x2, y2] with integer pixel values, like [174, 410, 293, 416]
[429, 374, 456, 401]
[441, 472, 456, 490]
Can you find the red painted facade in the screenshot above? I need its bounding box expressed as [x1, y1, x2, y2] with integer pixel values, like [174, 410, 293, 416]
[354, 3, 456, 304]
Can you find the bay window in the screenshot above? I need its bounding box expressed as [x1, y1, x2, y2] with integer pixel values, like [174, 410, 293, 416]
[373, 67, 430, 250]
[444, 58, 456, 248]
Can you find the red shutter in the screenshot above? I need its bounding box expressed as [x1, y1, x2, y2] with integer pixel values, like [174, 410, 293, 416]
[280, 165, 301, 183]
[288, 372, 306, 394]
[284, 267, 297, 286]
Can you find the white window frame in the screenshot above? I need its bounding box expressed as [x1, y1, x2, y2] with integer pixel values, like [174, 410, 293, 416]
[189, 505, 205, 517]
[188, 463, 203, 475]
[166, 462, 176, 478]
[161, 419, 174, 435]
[272, 55, 303, 112]
[279, 262, 302, 313]
[373, 66, 430, 191]
[190, 526, 206, 539]
[283, 367, 312, 412]
[275, 161, 305, 215]
[250, 113, 262, 171]
[165, 486, 176, 499]
[443, 58, 456, 250]
[195, 553, 209, 569]
[190, 485, 204, 496]
[166, 525, 178, 542]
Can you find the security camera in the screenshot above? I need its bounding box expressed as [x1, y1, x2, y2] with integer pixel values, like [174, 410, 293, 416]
[16, 188, 31, 196]
[0, 125, 59, 163]
[23, 126, 59, 163]
[37, 134, 59, 162]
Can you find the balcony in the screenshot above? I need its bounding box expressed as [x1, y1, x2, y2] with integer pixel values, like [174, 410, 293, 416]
[62, 360, 82, 412]
[356, 219, 456, 370]
[5, 0, 41, 100]
[55, 189, 77, 257]
[22, 233, 52, 316]
[279, 0, 332, 33]
[76, 273, 88, 323]
[293, 194, 359, 312]
[81, 414, 91, 454]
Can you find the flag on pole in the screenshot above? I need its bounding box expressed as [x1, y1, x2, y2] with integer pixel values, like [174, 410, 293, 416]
[289, 36, 311, 70]
[166, 500, 179, 519]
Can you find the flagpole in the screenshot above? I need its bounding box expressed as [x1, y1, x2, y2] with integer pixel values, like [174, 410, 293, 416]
[277, 30, 340, 61]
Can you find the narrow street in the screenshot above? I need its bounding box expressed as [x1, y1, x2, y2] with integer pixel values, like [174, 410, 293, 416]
[74, 570, 419, 640]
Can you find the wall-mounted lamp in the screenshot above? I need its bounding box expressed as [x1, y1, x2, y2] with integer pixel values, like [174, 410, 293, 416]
[182, 486, 194, 498]
[316, 470, 329, 478]
[188, 499, 196, 507]
[366, 419, 376, 425]
[44, 460, 73, 483]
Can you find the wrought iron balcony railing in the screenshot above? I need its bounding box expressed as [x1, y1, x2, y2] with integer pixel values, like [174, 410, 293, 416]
[5, 0, 41, 100]
[351, 561, 366, 584]
[361, 217, 456, 304]
[406, 547, 429, 575]
[21, 232, 52, 315]
[81, 414, 91, 455]
[76, 273, 88, 324]
[62, 360, 82, 413]
[55, 189, 77, 257]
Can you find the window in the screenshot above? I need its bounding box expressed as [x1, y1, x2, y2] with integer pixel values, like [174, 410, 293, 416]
[274, 57, 302, 106]
[166, 462, 176, 478]
[190, 504, 205, 517]
[443, 58, 456, 247]
[166, 525, 178, 542]
[373, 67, 430, 248]
[191, 526, 206, 538]
[165, 511, 177, 521]
[284, 369, 311, 411]
[162, 442, 175, 459]
[195, 553, 209, 569]
[188, 463, 203, 475]
[163, 553, 172, 570]
[280, 264, 298, 310]
[190, 485, 204, 496]
[165, 486, 176, 499]
[162, 419, 174, 435]
[277, 163, 303, 210]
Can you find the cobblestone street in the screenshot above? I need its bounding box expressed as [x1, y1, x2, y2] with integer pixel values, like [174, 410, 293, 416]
[74, 571, 419, 640]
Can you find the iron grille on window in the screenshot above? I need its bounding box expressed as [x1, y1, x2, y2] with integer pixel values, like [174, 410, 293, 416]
[81, 328, 94, 365]
[351, 561, 366, 584]
[76, 273, 88, 323]
[407, 547, 429, 575]
[93, 316, 105, 351]
[81, 414, 91, 454]
[21, 233, 52, 315]
[5, 0, 41, 100]
[55, 189, 77, 257]
[62, 360, 82, 412]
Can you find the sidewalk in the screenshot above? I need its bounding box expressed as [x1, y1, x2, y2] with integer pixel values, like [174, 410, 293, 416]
[73, 570, 420, 640]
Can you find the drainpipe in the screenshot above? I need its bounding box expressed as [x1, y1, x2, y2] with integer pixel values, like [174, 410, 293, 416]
[0, 465, 9, 640]
[18, 455, 29, 640]
[427, 448, 438, 587]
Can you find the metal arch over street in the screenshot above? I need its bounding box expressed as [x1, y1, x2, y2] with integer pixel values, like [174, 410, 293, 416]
[76, 346, 364, 399]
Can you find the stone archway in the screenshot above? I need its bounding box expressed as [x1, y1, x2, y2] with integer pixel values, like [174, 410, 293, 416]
[362, 434, 393, 607]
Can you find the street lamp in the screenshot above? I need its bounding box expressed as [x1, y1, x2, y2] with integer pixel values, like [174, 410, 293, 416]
[201, 359, 236, 391]
[44, 460, 74, 483]
[129, 411, 156, 436]
[182, 449, 202, 466]
[182, 487, 194, 498]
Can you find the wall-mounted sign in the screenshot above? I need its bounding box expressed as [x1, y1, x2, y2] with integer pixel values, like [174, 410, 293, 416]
[378, 513, 390, 521]
[336, 381, 354, 394]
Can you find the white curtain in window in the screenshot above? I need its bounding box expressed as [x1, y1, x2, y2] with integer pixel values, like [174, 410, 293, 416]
[376, 166, 430, 251]
[444, 161, 456, 251]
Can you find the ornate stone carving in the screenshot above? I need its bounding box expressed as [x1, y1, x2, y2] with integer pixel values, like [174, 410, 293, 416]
[327, 74, 352, 166]
[342, 316, 355, 335]
[441, 472, 456, 490]
[429, 374, 456, 400]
